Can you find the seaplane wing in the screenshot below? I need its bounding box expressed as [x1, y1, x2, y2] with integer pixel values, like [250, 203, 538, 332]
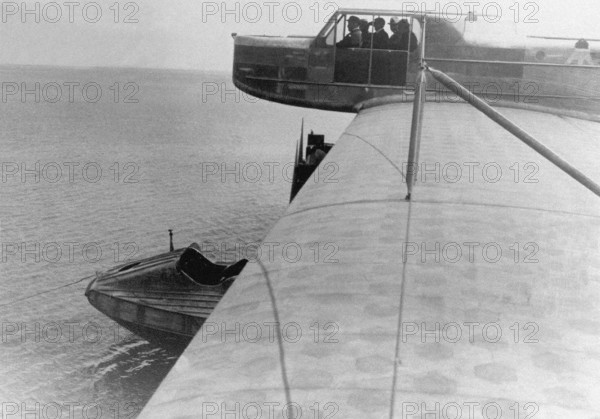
[139, 99, 600, 418]
[139, 9, 600, 419]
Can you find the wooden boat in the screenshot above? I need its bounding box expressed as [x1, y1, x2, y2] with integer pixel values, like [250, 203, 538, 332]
[84, 243, 247, 346]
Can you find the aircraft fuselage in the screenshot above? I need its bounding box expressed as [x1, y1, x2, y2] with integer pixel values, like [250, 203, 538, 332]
[233, 10, 600, 117]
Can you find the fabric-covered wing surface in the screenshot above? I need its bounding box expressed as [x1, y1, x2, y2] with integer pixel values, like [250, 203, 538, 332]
[139, 102, 600, 418]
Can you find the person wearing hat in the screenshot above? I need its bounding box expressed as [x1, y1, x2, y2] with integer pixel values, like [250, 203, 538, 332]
[389, 18, 418, 52]
[336, 15, 362, 48]
[388, 18, 418, 86]
[359, 19, 372, 48]
[371, 17, 389, 49]
[389, 16, 400, 37]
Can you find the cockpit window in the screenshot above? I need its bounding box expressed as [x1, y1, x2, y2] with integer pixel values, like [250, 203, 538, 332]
[409, 18, 423, 46]
[323, 15, 344, 46]
[328, 14, 423, 86]
[324, 14, 422, 51]
[317, 14, 337, 38]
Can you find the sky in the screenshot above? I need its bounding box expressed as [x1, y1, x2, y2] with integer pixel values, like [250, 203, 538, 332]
[0, 0, 598, 70]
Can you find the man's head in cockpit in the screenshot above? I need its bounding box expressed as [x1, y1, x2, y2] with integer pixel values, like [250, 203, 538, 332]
[347, 16, 360, 31]
[373, 17, 386, 32]
[389, 17, 400, 33]
[398, 19, 410, 34]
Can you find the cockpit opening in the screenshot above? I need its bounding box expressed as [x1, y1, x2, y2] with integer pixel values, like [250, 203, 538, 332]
[315, 12, 423, 86]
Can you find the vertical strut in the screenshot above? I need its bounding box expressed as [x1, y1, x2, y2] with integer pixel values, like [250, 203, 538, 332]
[405, 16, 428, 201]
[405, 69, 427, 200]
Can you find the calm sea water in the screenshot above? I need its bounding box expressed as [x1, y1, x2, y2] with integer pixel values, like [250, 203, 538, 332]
[0, 66, 352, 417]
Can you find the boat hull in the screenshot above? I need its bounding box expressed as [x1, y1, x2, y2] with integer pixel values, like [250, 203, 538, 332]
[86, 288, 210, 345]
[84, 247, 234, 345]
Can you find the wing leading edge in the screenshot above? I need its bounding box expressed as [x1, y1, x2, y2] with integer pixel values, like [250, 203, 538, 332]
[139, 102, 600, 418]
